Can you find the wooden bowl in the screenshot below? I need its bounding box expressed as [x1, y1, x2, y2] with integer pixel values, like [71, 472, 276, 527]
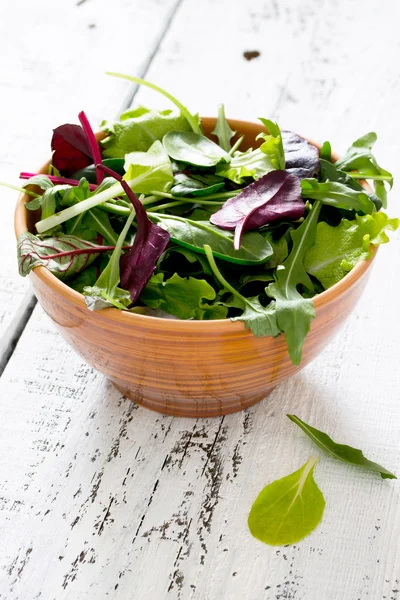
[14, 119, 376, 417]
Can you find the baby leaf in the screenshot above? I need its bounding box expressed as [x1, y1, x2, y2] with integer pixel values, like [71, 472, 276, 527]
[51, 123, 93, 176]
[212, 104, 236, 152]
[248, 455, 325, 546]
[267, 201, 322, 365]
[320, 141, 332, 162]
[304, 211, 399, 289]
[319, 159, 382, 211]
[149, 213, 273, 265]
[124, 140, 174, 194]
[101, 107, 193, 158]
[258, 118, 285, 170]
[281, 131, 320, 179]
[287, 415, 397, 479]
[301, 178, 376, 215]
[171, 171, 225, 197]
[210, 171, 304, 249]
[216, 147, 275, 184]
[140, 272, 228, 320]
[163, 131, 230, 167]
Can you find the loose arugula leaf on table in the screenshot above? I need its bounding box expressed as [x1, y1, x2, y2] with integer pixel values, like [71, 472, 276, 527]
[335, 132, 393, 208]
[124, 140, 174, 194]
[304, 211, 399, 289]
[140, 272, 228, 320]
[267, 202, 322, 365]
[203, 245, 279, 337]
[163, 131, 230, 167]
[149, 213, 273, 265]
[212, 104, 236, 152]
[319, 159, 382, 211]
[83, 208, 135, 310]
[17, 232, 106, 279]
[281, 130, 320, 179]
[211, 171, 304, 249]
[301, 178, 376, 215]
[101, 107, 193, 158]
[258, 118, 285, 170]
[248, 455, 325, 546]
[51, 123, 93, 176]
[287, 415, 397, 479]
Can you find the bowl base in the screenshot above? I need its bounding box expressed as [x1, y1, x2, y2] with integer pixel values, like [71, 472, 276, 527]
[111, 381, 277, 418]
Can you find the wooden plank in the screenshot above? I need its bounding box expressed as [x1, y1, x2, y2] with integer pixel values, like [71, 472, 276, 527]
[0, 0, 181, 367]
[1, 0, 400, 599]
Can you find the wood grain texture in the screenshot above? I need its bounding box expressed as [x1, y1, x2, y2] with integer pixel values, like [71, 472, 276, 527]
[1, 0, 400, 598]
[0, 0, 181, 366]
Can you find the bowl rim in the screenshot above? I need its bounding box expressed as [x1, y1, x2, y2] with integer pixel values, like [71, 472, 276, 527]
[14, 117, 377, 332]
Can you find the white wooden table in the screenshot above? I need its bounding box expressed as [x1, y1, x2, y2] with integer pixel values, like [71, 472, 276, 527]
[1, 1, 399, 598]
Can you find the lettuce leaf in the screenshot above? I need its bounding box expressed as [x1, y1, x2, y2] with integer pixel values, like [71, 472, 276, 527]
[100, 107, 193, 158]
[124, 140, 174, 194]
[304, 211, 399, 289]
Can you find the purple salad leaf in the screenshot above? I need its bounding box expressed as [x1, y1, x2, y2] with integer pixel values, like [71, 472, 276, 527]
[282, 131, 320, 179]
[210, 170, 304, 249]
[98, 165, 170, 304]
[51, 123, 93, 176]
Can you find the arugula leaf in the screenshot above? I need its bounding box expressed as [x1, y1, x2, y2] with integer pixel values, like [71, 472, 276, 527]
[319, 159, 382, 211]
[64, 208, 119, 246]
[51, 123, 92, 176]
[212, 104, 236, 152]
[83, 208, 135, 310]
[320, 141, 332, 162]
[149, 213, 273, 265]
[304, 211, 399, 289]
[210, 171, 304, 249]
[124, 140, 174, 194]
[17, 232, 102, 279]
[140, 272, 228, 320]
[248, 455, 325, 546]
[100, 107, 193, 158]
[106, 73, 201, 134]
[281, 131, 320, 179]
[287, 415, 396, 479]
[335, 132, 393, 208]
[203, 245, 279, 338]
[258, 118, 285, 170]
[163, 131, 230, 167]
[301, 178, 376, 214]
[267, 202, 322, 365]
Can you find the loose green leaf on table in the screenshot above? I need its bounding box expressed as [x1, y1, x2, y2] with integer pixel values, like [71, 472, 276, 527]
[248, 455, 325, 546]
[149, 213, 274, 265]
[304, 211, 399, 289]
[163, 130, 230, 167]
[212, 104, 236, 152]
[267, 201, 322, 365]
[287, 415, 397, 479]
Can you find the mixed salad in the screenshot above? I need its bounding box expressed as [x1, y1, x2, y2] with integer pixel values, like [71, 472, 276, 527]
[15, 74, 398, 364]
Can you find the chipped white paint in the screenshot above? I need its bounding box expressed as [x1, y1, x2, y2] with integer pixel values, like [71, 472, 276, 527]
[1, 1, 400, 599]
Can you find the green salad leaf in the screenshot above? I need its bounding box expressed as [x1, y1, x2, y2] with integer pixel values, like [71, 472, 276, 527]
[124, 140, 174, 194]
[267, 202, 322, 365]
[100, 107, 193, 158]
[212, 104, 236, 152]
[216, 147, 275, 184]
[319, 159, 382, 211]
[304, 211, 399, 289]
[248, 455, 325, 546]
[163, 131, 230, 167]
[258, 118, 285, 170]
[140, 272, 227, 320]
[287, 415, 397, 479]
[301, 179, 376, 214]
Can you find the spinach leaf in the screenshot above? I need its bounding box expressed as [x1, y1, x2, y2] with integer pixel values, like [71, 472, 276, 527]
[83, 208, 135, 310]
[17, 232, 103, 279]
[204, 245, 279, 337]
[301, 178, 376, 214]
[319, 159, 382, 211]
[267, 202, 322, 365]
[101, 107, 193, 158]
[124, 140, 174, 194]
[163, 131, 230, 167]
[212, 104, 236, 152]
[258, 118, 285, 170]
[304, 211, 399, 289]
[149, 213, 273, 265]
[281, 131, 320, 179]
[106, 73, 201, 134]
[287, 415, 396, 479]
[248, 455, 325, 546]
[211, 171, 304, 249]
[171, 171, 225, 197]
[140, 272, 228, 320]
[335, 132, 393, 208]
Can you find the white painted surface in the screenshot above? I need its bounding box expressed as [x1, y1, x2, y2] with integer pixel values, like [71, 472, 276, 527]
[1, 1, 399, 599]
